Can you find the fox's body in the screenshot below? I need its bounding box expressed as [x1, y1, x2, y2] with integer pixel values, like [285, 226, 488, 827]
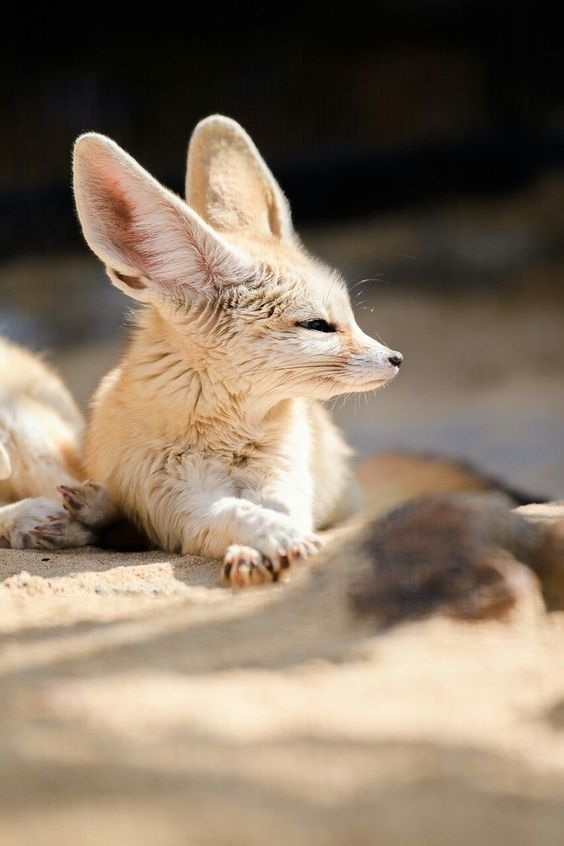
[0, 338, 93, 547]
[64, 115, 405, 584]
[86, 308, 358, 559]
[75, 116, 396, 584]
[0, 337, 83, 499]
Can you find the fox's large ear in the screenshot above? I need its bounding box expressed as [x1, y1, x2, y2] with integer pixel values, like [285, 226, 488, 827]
[186, 115, 293, 242]
[73, 133, 251, 304]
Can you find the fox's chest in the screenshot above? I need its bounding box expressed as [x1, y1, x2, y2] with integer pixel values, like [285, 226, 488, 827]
[168, 438, 303, 480]
[159, 425, 312, 497]
[173, 407, 312, 478]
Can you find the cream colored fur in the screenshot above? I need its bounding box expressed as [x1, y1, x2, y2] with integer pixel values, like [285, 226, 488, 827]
[71, 115, 402, 586]
[0, 338, 93, 548]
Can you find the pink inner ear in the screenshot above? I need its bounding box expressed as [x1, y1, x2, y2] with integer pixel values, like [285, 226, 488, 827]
[96, 169, 136, 244]
[105, 179, 134, 232]
[92, 161, 150, 276]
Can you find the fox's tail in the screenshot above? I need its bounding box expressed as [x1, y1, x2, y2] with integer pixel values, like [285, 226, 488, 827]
[0, 441, 11, 481]
[356, 450, 545, 518]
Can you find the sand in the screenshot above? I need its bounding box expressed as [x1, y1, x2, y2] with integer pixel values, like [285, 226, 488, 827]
[1, 503, 564, 846]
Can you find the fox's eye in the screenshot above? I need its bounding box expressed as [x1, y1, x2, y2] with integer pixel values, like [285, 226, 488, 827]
[296, 319, 336, 333]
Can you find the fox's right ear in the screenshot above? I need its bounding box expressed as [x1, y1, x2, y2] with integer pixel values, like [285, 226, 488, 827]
[73, 133, 251, 304]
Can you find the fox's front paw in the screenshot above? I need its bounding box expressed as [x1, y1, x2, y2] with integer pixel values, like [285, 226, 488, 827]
[222, 545, 276, 588]
[58, 481, 119, 529]
[221, 531, 325, 588]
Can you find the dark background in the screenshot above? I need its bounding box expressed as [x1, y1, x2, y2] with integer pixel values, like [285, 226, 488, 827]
[2, 1, 564, 256]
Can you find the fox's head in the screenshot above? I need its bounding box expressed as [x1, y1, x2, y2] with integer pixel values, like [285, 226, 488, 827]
[73, 116, 402, 403]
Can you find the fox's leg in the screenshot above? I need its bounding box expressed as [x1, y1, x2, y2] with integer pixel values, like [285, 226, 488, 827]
[44, 474, 319, 574]
[147, 465, 324, 587]
[200, 497, 324, 587]
[0, 497, 95, 550]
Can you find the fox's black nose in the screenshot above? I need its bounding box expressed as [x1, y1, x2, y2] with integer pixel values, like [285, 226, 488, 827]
[388, 353, 403, 368]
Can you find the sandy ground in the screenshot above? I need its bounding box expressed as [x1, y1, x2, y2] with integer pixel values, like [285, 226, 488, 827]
[2, 530, 564, 846]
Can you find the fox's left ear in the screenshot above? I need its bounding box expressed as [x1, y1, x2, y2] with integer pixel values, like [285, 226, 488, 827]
[186, 115, 293, 242]
[73, 133, 252, 306]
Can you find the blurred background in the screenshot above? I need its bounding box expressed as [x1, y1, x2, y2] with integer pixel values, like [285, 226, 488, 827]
[1, 1, 563, 496]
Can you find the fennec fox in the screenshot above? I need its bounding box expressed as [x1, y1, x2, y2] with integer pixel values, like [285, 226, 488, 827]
[70, 115, 403, 586]
[0, 337, 93, 548]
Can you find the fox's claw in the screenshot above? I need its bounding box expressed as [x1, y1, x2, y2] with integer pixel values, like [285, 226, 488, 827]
[221, 533, 325, 588]
[57, 481, 119, 529]
[263, 531, 325, 571]
[222, 545, 274, 588]
[288, 534, 324, 559]
[30, 516, 96, 550]
[255, 527, 325, 568]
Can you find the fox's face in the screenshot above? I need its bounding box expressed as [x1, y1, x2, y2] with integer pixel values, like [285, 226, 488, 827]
[203, 253, 402, 402]
[73, 116, 402, 403]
